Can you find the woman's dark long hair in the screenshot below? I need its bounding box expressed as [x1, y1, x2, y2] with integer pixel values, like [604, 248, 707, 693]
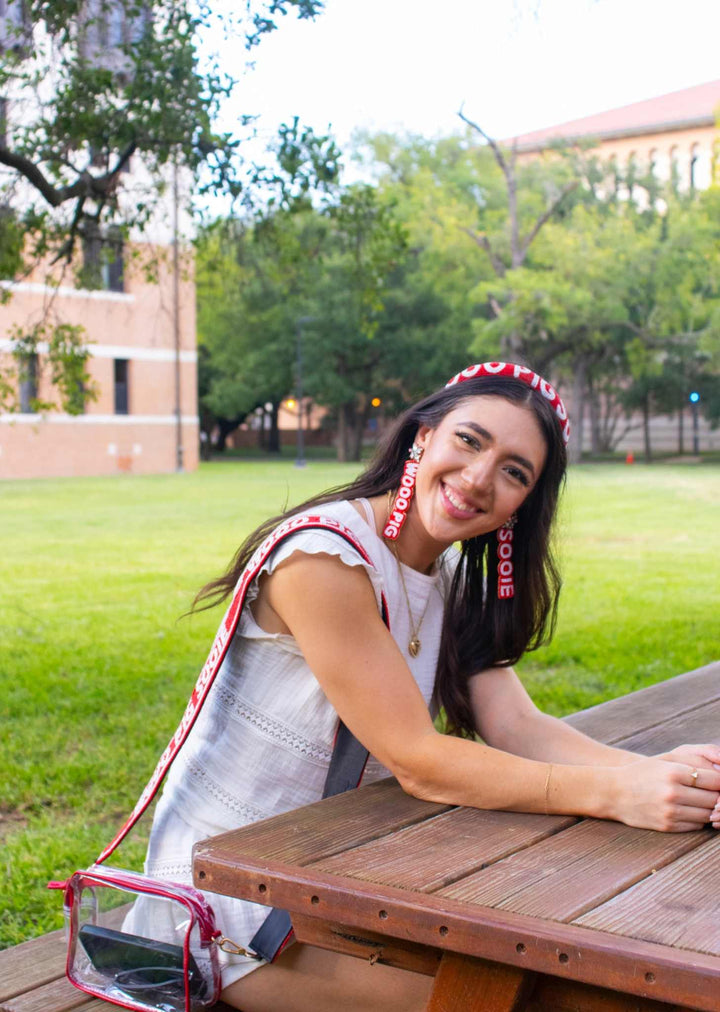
[195, 375, 567, 738]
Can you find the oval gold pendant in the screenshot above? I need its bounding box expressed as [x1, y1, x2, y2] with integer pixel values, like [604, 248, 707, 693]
[408, 637, 421, 658]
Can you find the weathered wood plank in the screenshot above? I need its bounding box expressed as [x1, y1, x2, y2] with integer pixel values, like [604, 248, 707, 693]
[436, 819, 706, 921]
[307, 808, 576, 893]
[425, 953, 533, 1012]
[574, 833, 720, 957]
[194, 778, 449, 881]
[0, 929, 68, 1002]
[564, 663, 720, 744]
[1, 977, 93, 1012]
[611, 700, 720, 755]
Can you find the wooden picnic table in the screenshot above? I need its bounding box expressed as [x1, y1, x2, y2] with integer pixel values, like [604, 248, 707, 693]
[193, 661, 720, 1012]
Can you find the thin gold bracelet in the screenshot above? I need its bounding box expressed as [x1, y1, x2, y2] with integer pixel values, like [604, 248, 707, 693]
[544, 763, 554, 815]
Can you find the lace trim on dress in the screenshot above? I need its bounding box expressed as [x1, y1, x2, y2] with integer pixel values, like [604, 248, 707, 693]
[145, 858, 193, 881]
[213, 684, 333, 763]
[183, 758, 270, 823]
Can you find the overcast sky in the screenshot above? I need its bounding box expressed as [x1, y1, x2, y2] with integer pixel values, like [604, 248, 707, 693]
[209, 0, 720, 163]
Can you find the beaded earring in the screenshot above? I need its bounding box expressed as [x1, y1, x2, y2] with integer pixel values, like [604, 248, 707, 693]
[383, 443, 423, 541]
[496, 514, 517, 599]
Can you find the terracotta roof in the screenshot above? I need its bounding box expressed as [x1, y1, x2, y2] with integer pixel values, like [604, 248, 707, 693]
[503, 79, 720, 150]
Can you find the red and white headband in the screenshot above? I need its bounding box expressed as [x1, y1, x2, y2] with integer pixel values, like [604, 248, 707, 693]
[446, 362, 570, 445]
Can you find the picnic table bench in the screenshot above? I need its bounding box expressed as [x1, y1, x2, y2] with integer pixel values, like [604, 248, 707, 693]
[0, 926, 237, 1012]
[193, 660, 720, 1012]
[3, 661, 718, 1012]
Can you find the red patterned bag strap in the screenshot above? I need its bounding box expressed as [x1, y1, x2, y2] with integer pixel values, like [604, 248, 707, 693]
[95, 514, 388, 865]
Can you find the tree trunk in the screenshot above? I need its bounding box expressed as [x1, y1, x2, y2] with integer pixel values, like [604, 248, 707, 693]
[339, 401, 362, 463]
[216, 417, 240, 452]
[568, 356, 587, 465]
[678, 407, 684, 455]
[336, 404, 350, 463]
[267, 401, 281, 454]
[586, 373, 601, 455]
[350, 400, 371, 462]
[643, 397, 652, 462]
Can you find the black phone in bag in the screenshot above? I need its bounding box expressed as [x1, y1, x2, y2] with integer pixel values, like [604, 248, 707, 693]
[78, 923, 208, 1000]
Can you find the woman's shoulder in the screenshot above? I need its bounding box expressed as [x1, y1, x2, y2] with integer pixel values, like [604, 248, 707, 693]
[262, 499, 385, 581]
[272, 499, 374, 547]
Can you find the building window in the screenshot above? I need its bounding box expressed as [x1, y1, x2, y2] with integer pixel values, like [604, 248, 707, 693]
[81, 225, 124, 292]
[80, 0, 151, 70]
[669, 145, 680, 192]
[18, 351, 37, 413]
[103, 235, 124, 292]
[626, 151, 637, 200]
[689, 144, 700, 191]
[114, 358, 129, 414]
[0, 0, 31, 55]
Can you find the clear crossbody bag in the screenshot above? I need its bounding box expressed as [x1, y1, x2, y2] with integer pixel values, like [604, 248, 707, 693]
[60, 867, 220, 1012]
[50, 515, 384, 1012]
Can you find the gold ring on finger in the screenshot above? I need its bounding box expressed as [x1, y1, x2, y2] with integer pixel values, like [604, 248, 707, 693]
[690, 768, 699, 785]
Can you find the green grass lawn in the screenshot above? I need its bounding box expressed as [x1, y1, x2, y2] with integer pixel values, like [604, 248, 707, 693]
[1, 460, 719, 947]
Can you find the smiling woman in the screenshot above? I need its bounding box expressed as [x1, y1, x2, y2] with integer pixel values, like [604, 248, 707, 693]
[127, 362, 720, 1012]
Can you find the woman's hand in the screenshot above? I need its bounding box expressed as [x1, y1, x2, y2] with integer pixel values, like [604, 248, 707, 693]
[606, 756, 720, 833]
[656, 744, 720, 830]
[656, 743, 720, 770]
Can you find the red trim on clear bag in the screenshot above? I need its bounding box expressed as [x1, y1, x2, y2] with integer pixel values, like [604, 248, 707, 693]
[65, 868, 220, 1011]
[75, 867, 219, 940]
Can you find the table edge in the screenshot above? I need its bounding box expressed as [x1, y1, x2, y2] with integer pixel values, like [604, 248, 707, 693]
[194, 847, 720, 1012]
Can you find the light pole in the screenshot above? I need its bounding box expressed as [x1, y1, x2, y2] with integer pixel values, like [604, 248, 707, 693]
[689, 391, 701, 454]
[295, 316, 314, 468]
[172, 155, 184, 472]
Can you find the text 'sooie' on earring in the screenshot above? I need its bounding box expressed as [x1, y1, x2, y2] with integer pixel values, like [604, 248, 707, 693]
[497, 514, 517, 599]
[383, 443, 423, 541]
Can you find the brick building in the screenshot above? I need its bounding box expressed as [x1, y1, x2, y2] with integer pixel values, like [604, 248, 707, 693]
[0, 257, 198, 480]
[0, 2, 199, 480]
[507, 78, 720, 192]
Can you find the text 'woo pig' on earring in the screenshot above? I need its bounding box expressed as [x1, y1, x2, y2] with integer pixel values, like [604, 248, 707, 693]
[382, 442, 422, 541]
[496, 513, 517, 599]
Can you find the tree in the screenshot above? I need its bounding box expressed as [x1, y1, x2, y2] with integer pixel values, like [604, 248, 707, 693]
[0, 0, 324, 412]
[197, 148, 474, 461]
[466, 146, 720, 461]
[196, 118, 342, 453]
[197, 206, 329, 452]
[302, 184, 408, 461]
[456, 111, 580, 353]
[0, 1, 324, 253]
[617, 188, 720, 458]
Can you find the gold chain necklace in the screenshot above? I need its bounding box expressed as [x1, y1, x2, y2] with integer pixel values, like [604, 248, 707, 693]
[385, 490, 433, 658]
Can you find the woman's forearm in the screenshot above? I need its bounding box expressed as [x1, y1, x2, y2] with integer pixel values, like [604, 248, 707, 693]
[397, 730, 612, 818]
[485, 709, 639, 766]
[398, 729, 720, 833]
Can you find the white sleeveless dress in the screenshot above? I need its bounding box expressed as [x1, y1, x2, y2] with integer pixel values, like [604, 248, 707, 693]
[127, 499, 458, 986]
